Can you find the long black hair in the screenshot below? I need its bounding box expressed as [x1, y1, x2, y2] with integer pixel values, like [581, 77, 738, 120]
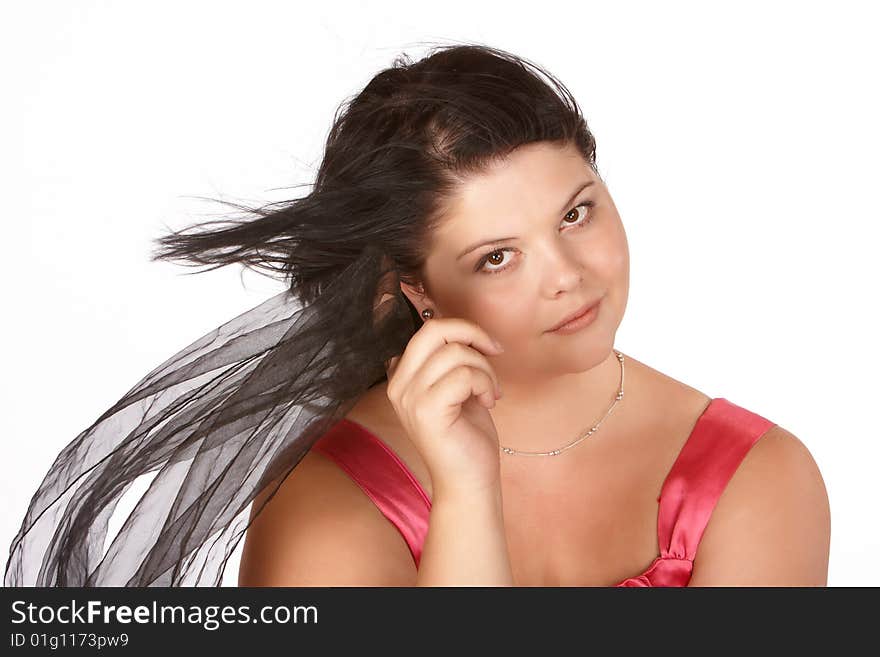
[5, 42, 601, 586]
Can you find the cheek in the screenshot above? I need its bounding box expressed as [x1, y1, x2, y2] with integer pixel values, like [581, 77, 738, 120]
[587, 222, 628, 279]
[607, 216, 629, 265]
[599, 245, 627, 280]
[464, 285, 538, 338]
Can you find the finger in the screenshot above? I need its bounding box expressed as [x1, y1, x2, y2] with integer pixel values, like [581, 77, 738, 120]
[411, 341, 502, 399]
[390, 318, 504, 394]
[428, 365, 498, 413]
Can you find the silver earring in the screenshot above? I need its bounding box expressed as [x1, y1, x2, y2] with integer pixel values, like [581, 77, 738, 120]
[421, 308, 434, 319]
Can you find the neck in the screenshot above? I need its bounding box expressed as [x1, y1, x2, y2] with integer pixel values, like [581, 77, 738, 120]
[489, 347, 627, 457]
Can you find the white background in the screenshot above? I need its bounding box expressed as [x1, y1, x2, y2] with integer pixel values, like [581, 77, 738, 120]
[2, 0, 877, 586]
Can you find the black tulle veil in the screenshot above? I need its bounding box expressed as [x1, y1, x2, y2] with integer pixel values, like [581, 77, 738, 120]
[5, 247, 413, 586]
[5, 42, 600, 586]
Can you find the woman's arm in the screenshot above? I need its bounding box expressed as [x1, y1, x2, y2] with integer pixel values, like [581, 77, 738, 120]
[688, 425, 831, 586]
[417, 483, 516, 586]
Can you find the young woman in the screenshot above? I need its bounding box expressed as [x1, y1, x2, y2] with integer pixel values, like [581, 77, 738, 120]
[6, 44, 830, 588]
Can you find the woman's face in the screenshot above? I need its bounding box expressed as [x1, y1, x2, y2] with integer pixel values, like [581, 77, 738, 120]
[401, 140, 630, 385]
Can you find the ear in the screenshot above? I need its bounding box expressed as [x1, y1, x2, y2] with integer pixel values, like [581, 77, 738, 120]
[399, 280, 439, 319]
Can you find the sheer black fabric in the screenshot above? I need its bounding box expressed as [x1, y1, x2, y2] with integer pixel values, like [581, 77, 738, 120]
[5, 245, 415, 586]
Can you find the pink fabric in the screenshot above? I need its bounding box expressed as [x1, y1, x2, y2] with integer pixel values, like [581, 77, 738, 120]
[311, 396, 776, 586]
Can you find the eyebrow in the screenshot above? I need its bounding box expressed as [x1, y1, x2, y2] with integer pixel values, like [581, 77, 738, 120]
[455, 180, 596, 261]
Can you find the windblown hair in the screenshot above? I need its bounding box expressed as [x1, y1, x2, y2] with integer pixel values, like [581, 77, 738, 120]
[5, 42, 600, 586]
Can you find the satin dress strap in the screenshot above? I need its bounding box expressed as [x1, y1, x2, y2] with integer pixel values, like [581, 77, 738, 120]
[617, 397, 777, 586]
[311, 419, 432, 567]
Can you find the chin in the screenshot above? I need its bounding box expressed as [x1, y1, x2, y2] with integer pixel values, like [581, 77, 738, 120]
[549, 340, 611, 371]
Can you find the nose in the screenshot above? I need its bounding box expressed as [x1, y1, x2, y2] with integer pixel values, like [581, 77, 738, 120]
[543, 243, 586, 293]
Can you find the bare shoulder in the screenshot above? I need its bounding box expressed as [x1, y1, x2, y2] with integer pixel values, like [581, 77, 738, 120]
[237, 421, 418, 586]
[622, 353, 712, 407]
[689, 423, 831, 586]
[618, 353, 714, 451]
[344, 380, 435, 499]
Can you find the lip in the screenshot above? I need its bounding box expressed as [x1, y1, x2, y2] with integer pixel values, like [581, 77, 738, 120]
[546, 297, 603, 333]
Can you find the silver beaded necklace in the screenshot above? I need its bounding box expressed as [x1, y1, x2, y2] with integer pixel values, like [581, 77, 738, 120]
[498, 349, 625, 457]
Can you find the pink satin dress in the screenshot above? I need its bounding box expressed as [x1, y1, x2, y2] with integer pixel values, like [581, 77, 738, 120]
[311, 397, 776, 586]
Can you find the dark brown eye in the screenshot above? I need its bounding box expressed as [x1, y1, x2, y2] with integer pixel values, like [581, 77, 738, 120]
[563, 201, 594, 226]
[475, 199, 596, 275]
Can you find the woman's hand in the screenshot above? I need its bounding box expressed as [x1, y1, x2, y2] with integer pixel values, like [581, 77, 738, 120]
[385, 318, 505, 499]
